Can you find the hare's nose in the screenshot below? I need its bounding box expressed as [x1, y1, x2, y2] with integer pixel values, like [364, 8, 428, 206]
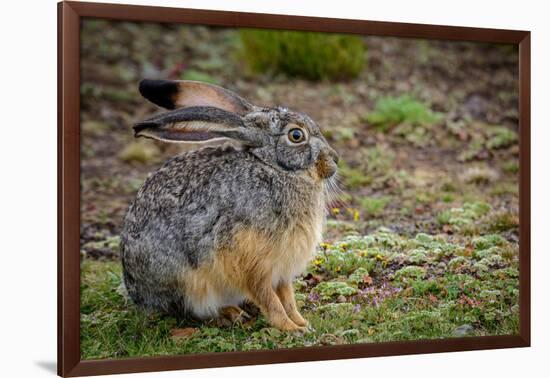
[327, 147, 339, 164]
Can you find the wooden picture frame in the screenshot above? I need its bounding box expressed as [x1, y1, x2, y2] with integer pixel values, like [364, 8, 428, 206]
[58, 1, 531, 376]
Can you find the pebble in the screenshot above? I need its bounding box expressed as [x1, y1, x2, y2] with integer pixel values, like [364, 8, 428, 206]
[453, 324, 475, 337]
[336, 295, 347, 303]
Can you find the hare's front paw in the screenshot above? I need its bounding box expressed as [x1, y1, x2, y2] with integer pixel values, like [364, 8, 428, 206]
[270, 315, 307, 333]
[288, 310, 308, 327]
[277, 320, 308, 333]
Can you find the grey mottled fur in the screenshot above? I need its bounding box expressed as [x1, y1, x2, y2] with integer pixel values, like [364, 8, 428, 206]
[121, 82, 338, 318]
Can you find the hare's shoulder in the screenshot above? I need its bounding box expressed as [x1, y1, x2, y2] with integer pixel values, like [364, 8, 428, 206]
[163, 145, 250, 172]
[139, 146, 250, 190]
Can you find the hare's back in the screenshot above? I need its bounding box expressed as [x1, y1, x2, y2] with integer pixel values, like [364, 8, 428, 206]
[122, 147, 282, 269]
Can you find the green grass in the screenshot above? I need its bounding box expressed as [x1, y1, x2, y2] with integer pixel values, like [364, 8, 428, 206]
[239, 29, 366, 80]
[81, 226, 519, 360]
[360, 197, 391, 217]
[364, 95, 442, 131]
[339, 144, 394, 190]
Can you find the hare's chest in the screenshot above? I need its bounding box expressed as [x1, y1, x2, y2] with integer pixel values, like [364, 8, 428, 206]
[270, 207, 325, 286]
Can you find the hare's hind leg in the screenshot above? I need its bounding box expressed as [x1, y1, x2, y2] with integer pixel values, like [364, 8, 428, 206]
[276, 282, 308, 327]
[216, 305, 251, 327]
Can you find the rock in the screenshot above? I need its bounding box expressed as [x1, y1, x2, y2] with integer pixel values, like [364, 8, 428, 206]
[337, 295, 347, 303]
[453, 324, 475, 337]
[464, 94, 488, 119]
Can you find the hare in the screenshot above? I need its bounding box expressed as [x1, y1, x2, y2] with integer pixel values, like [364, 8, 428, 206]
[121, 80, 339, 332]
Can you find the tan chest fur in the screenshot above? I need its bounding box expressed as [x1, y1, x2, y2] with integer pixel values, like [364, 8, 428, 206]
[224, 193, 325, 288]
[179, 190, 325, 319]
[268, 202, 325, 286]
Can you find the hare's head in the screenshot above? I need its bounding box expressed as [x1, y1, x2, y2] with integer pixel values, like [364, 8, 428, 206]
[135, 80, 339, 180]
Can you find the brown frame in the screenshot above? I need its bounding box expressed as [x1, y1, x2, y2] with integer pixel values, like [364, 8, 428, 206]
[58, 1, 531, 376]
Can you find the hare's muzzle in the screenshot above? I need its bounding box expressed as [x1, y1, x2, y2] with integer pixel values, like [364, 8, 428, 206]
[316, 147, 339, 179]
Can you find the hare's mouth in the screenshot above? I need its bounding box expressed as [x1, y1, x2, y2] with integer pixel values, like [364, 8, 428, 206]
[315, 155, 338, 179]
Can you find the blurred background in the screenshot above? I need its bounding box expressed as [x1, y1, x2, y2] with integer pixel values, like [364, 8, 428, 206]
[79, 19, 520, 358]
[80, 19, 519, 250]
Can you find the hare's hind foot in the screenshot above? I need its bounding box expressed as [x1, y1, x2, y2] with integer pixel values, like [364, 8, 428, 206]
[216, 306, 252, 327]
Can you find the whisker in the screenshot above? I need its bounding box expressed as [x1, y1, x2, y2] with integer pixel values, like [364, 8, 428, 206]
[323, 173, 346, 208]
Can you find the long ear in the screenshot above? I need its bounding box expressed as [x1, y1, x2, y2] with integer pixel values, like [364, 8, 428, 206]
[133, 106, 262, 145]
[139, 79, 254, 115]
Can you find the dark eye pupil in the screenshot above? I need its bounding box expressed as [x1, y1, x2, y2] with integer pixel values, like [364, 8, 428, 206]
[290, 129, 303, 142]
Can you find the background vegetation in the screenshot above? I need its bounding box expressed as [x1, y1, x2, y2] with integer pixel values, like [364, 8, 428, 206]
[80, 20, 519, 359]
[239, 30, 365, 80]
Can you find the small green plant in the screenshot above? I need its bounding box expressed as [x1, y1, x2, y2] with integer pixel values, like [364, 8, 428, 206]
[360, 197, 390, 217]
[458, 124, 518, 162]
[348, 267, 370, 285]
[338, 161, 371, 189]
[472, 234, 506, 250]
[317, 303, 356, 317]
[314, 281, 358, 300]
[487, 212, 519, 233]
[82, 236, 121, 258]
[411, 279, 441, 296]
[312, 246, 372, 277]
[119, 141, 160, 164]
[503, 160, 519, 174]
[437, 201, 492, 232]
[448, 256, 469, 272]
[486, 127, 517, 149]
[407, 249, 429, 265]
[364, 95, 442, 131]
[393, 266, 426, 283]
[239, 29, 366, 80]
[460, 165, 499, 185]
[365, 144, 395, 174]
[334, 127, 356, 141]
[338, 145, 394, 190]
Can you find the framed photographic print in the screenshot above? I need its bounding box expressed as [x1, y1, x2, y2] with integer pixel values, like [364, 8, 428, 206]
[58, 1, 530, 376]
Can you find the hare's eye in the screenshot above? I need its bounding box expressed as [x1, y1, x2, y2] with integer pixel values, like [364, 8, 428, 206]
[288, 128, 305, 143]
